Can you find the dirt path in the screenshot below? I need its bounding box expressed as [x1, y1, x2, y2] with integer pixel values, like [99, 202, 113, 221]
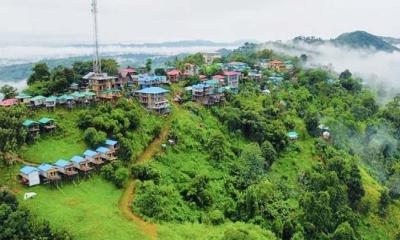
[13, 156, 39, 167]
[119, 123, 170, 240]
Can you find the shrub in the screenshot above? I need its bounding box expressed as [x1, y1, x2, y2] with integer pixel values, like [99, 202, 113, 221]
[84, 127, 107, 148]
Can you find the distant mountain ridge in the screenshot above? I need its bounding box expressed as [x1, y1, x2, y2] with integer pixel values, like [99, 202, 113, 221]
[292, 31, 400, 52]
[70, 40, 249, 48]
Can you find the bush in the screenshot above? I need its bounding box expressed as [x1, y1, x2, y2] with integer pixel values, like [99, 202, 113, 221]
[208, 210, 225, 225]
[84, 127, 107, 148]
[132, 163, 160, 183]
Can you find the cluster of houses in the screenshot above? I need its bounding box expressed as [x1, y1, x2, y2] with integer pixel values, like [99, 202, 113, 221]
[0, 58, 295, 113]
[19, 139, 119, 187]
[0, 92, 97, 109]
[23, 118, 56, 136]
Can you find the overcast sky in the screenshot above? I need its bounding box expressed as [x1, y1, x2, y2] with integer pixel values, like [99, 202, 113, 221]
[1, 0, 399, 45]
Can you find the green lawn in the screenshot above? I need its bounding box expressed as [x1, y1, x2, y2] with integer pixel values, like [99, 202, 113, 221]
[19, 177, 149, 240]
[19, 108, 87, 163]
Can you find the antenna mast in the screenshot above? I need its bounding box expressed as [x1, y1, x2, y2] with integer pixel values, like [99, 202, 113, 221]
[91, 0, 101, 74]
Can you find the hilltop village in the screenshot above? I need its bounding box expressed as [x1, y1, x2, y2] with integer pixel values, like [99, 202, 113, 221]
[1, 43, 400, 240]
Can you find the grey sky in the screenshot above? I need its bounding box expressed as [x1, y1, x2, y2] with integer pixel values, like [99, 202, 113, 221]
[1, 0, 399, 44]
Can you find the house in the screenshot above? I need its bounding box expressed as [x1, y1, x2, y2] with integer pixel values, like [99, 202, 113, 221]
[71, 92, 86, 104]
[37, 163, 61, 182]
[268, 60, 286, 72]
[38, 118, 56, 131]
[199, 75, 207, 81]
[83, 91, 97, 103]
[88, 73, 121, 100]
[30, 96, 46, 107]
[287, 131, 299, 141]
[45, 96, 57, 109]
[135, 87, 170, 113]
[167, 70, 182, 83]
[248, 71, 263, 81]
[224, 71, 240, 92]
[71, 156, 92, 173]
[69, 83, 79, 91]
[202, 53, 222, 65]
[138, 75, 168, 89]
[192, 83, 222, 106]
[83, 150, 104, 166]
[23, 120, 40, 134]
[105, 139, 119, 152]
[58, 95, 75, 108]
[227, 62, 249, 72]
[119, 67, 137, 88]
[0, 98, 17, 107]
[16, 93, 32, 106]
[184, 63, 198, 76]
[54, 160, 78, 177]
[19, 166, 40, 186]
[96, 147, 117, 161]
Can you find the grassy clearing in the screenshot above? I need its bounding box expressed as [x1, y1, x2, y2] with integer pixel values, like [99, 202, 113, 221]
[19, 108, 87, 163]
[19, 176, 149, 240]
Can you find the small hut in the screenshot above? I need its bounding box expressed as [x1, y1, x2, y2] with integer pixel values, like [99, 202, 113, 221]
[30, 96, 46, 107]
[19, 166, 40, 186]
[16, 93, 32, 106]
[23, 120, 40, 134]
[54, 160, 78, 177]
[38, 118, 56, 131]
[83, 149, 104, 166]
[83, 92, 96, 104]
[71, 156, 92, 173]
[105, 139, 119, 152]
[45, 96, 57, 109]
[37, 164, 61, 182]
[287, 131, 299, 141]
[96, 147, 116, 161]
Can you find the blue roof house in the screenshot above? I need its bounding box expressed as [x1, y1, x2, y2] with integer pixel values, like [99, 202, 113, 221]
[84, 149, 104, 165]
[71, 156, 92, 172]
[37, 163, 60, 181]
[54, 160, 78, 176]
[135, 87, 170, 113]
[19, 166, 40, 186]
[96, 147, 116, 161]
[105, 139, 119, 152]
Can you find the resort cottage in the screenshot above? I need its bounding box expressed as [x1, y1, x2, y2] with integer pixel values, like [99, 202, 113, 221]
[105, 139, 119, 152]
[16, 93, 32, 105]
[38, 163, 61, 183]
[96, 147, 116, 162]
[45, 96, 57, 109]
[19, 166, 40, 187]
[38, 118, 56, 131]
[23, 120, 40, 134]
[71, 156, 92, 173]
[30, 96, 47, 107]
[135, 87, 170, 113]
[83, 150, 104, 166]
[54, 160, 78, 177]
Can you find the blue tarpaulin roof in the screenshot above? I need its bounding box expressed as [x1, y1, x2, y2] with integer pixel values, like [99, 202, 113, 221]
[135, 87, 169, 94]
[84, 150, 98, 157]
[38, 163, 54, 172]
[105, 139, 118, 146]
[54, 160, 71, 168]
[20, 166, 39, 175]
[71, 156, 85, 163]
[96, 147, 110, 154]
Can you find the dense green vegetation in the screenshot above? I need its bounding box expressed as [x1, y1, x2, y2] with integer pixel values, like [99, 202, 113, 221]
[2, 45, 400, 239]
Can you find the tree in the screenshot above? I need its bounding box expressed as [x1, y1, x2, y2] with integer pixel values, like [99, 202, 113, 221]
[83, 127, 107, 148]
[331, 222, 356, 240]
[0, 85, 17, 99]
[260, 140, 277, 169]
[183, 175, 212, 208]
[145, 58, 152, 72]
[114, 167, 129, 188]
[339, 70, 352, 80]
[155, 68, 166, 76]
[378, 189, 390, 217]
[234, 143, 265, 188]
[347, 164, 365, 209]
[27, 63, 50, 85]
[305, 111, 319, 137]
[208, 133, 227, 162]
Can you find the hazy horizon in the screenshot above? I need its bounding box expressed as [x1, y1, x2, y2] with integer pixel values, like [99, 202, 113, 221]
[1, 0, 399, 45]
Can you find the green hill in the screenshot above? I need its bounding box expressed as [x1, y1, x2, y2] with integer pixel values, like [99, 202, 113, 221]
[334, 31, 399, 52]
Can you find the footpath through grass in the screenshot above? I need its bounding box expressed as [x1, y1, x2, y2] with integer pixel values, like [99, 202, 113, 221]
[19, 177, 149, 240]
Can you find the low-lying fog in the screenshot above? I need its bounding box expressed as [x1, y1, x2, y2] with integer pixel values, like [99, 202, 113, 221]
[263, 42, 400, 103]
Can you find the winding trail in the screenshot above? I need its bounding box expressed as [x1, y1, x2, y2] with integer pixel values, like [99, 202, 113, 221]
[118, 120, 171, 240]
